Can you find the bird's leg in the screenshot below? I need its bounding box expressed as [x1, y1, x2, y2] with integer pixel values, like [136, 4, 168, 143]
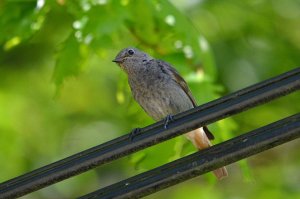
[163, 114, 174, 129]
[129, 128, 141, 141]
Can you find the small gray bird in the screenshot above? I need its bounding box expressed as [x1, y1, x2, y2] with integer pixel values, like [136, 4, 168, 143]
[113, 47, 228, 179]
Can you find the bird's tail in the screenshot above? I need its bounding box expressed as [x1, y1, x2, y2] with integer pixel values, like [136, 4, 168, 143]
[185, 128, 228, 180]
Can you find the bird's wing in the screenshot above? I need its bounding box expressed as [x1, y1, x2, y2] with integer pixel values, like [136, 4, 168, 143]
[157, 60, 197, 107]
[157, 60, 215, 140]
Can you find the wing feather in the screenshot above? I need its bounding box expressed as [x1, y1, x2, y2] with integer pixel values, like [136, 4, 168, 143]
[157, 60, 214, 140]
[157, 60, 197, 107]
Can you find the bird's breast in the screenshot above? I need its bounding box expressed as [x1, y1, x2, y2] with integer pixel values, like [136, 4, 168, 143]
[128, 74, 193, 121]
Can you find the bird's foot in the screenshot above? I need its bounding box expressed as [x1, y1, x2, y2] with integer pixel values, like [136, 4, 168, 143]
[163, 115, 174, 129]
[129, 128, 141, 141]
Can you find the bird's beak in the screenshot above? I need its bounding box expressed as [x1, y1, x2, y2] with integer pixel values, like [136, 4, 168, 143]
[112, 58, 123, 64]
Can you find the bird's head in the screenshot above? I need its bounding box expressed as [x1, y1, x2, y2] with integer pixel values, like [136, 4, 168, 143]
[113, 47, 153, 73]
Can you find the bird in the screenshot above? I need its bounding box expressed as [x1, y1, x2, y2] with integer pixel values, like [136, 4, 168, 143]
[113, 47, 228, 179]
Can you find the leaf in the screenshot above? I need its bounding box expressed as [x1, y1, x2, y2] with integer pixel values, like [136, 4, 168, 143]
[0, 1, 48, 47]
[53, 34, 88, 90]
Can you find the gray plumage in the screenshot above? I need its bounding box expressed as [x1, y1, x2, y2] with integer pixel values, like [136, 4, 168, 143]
[113, 47, 228, 179]
[128, 60, 194, 121]
[113, 47, 214, 139]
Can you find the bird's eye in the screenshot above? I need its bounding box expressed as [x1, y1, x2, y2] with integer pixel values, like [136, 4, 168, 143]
[128, 49, 135, 55]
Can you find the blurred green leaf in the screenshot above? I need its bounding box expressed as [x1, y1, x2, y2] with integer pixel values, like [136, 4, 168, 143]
[53, 34, 89, 89]
[0, 1, 48, 48]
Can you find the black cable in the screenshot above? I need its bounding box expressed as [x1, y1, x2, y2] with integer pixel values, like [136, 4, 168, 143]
[79, 113, 300, 199]
[0, 68, 299, 199]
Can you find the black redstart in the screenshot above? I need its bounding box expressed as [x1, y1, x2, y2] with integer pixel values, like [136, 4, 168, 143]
[113, 47, 228, 179]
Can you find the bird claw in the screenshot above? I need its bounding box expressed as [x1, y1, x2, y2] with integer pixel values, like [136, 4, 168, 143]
[163, 115, 174, 129]
[129, 128, 141, 141]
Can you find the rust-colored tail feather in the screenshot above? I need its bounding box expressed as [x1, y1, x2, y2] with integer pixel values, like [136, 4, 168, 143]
[185, 128, 228, 180]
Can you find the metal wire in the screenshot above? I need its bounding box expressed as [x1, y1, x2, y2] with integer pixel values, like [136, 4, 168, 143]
[79, 113, 300, 199]
[0, 67, 300, 199]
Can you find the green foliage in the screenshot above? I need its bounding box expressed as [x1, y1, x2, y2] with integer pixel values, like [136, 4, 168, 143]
[53, 35, 88, 88]
[0, 1, 40, 46]
[0, 0, 299, 198]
